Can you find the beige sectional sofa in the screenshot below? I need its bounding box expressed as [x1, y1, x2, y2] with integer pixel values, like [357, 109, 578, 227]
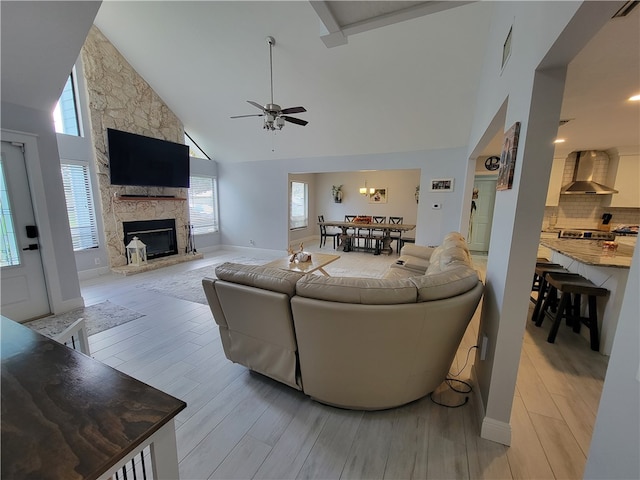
[202, 232, 483, 410]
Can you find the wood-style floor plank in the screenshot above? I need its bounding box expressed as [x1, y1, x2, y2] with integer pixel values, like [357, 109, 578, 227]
[70, 247, 607, 480]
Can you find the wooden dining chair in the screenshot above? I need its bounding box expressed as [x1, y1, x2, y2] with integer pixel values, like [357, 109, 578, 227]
[367, 216, 387, 250]
[389, 216, 404, 253]
[318, 215, 340, 249]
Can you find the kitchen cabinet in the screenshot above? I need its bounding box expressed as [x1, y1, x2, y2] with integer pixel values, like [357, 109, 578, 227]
[545, 157, 565, 206]
[604, 150, 640, 208]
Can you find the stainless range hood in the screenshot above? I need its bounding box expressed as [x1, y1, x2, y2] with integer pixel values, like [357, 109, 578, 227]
[560, 151, 618, 195]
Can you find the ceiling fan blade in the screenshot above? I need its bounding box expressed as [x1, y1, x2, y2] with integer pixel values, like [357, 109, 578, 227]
[247, 100, 266, 112]
[281, 106, 306, 115]
[282, 116, 308, 126]
[230, 114, 264, 119]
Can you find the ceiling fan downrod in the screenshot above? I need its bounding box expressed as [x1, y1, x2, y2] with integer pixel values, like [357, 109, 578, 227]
[267, 36, 275, 107]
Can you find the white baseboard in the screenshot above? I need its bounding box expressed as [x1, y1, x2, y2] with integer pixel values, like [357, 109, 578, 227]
[471, 363, 512, 446]
[51, 296, 85, 315]
[77, 266, 111, 281]
[217, 244, 287, 256]
[480, 416, 512, 446]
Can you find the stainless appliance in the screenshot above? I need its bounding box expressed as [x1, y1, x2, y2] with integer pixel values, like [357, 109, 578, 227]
[560, 151, 618, 195]
[558, 229, 616, 240]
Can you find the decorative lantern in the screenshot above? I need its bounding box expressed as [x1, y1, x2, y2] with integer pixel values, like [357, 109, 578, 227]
[126, 236, 147, 266]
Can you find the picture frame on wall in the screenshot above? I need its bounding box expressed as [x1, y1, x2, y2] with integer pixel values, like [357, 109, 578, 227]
[496, 121, 521, 191]
[429, 178, 454, 192]
[368, 188, 387, 204]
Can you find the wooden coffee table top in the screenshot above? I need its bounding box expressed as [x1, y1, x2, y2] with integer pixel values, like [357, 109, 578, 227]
[263, 253, 340, 275]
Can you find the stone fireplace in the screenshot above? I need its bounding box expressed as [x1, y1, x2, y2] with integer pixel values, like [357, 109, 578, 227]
[123, 219, 178, 262]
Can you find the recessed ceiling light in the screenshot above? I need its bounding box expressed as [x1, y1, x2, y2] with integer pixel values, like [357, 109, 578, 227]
[629, 94, 640, 101]
[554, 138, 566, 144]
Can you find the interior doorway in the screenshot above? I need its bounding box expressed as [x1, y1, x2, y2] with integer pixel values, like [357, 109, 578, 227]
[467, 176, 497, 253]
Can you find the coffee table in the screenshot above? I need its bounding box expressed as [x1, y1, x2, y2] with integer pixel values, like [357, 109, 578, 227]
[263, 253, 340, 276]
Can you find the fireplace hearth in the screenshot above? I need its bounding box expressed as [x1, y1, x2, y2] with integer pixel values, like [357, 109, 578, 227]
[123, 219, 178, 262]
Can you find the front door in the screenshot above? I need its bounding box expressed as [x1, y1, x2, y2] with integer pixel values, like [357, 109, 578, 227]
[1, 141, 50, 321]
[468, 176, 497, 253]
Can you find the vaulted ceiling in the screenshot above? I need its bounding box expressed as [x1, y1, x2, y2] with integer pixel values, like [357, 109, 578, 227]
[93, 1, 493, 163]
[2, 1, 638, 165]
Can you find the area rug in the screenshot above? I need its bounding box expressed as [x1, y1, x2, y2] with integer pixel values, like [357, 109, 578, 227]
[134, 252, 388, 305]
[134, 254, 271, 305]
[25, 301, 145, 338]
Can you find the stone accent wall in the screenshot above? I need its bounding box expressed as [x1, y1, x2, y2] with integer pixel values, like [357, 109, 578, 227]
[81, 26, 188, 268]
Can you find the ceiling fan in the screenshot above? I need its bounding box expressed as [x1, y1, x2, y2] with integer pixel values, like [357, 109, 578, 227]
[231, 36, 308, 131]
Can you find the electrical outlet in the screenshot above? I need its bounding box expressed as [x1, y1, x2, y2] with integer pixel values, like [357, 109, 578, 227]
[432, 203, 442, 209]
[480, 333, 489, 361]
[94, 258, 101, 265]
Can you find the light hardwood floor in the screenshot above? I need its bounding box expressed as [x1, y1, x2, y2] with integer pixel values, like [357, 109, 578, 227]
[81, 245, 608, 480]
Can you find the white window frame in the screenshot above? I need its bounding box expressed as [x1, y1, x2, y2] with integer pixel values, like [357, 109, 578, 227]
[289, 181, 308, 230]
[188, 175, 219, 235]
[60, 160, 99, 251]
[53, 68, 83, 137]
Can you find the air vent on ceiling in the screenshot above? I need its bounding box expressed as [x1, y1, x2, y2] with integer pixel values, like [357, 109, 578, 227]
[612, 1, 639, 18]
[558, 119, 573, 126]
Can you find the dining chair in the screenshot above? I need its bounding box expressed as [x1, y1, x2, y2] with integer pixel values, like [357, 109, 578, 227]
[389, 216, 404, 253]
[343, 215, 357, 246]
[367, 216, 387, 250]
[318, 215, 340, 249]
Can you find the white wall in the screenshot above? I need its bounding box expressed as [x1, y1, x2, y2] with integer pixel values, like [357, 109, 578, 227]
[585, 239, 640, 480]
[218, 147, 470, 251]
[1, 102, 83, 313]
[314, 169, 420, 230]
[466, 1, 624, 445]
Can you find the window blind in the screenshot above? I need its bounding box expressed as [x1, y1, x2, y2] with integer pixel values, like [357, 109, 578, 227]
[60, 163, 98, 251]
[290, 181, 308, 229]
[188, 176, 219, 234]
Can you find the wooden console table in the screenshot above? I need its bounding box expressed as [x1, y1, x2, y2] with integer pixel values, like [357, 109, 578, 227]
[1, 316, 186, 479]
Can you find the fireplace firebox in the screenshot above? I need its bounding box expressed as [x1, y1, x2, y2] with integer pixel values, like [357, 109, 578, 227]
[122, 219, 178, 262]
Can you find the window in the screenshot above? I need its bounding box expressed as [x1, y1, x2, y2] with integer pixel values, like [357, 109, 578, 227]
[53, 73, 81, 136]
[188, 176, 219, 234]
[0, 160, 20, 266]
[60, 162, 98, 250]
[290, 181, 308, 230]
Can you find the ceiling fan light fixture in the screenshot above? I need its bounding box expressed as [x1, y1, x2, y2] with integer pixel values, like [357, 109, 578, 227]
[230, 36, 308, 134]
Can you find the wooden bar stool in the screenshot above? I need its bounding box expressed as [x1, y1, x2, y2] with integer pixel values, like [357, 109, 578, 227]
[538, 272, 608, 351]
[531, 263, 570, 321]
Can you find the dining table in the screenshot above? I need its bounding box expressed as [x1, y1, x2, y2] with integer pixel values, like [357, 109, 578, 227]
[318, 220, 416, 255]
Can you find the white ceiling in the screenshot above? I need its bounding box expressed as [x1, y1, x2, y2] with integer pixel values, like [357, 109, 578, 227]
[93, 1, 494, 163]
[2, 1, 637, 165]
[482, 4, 640, 158]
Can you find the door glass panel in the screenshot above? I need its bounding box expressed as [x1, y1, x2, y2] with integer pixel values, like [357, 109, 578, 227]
[0, 159, 21, 266]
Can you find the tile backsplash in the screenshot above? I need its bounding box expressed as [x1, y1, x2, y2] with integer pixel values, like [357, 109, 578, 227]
[544, 202, 640, 230]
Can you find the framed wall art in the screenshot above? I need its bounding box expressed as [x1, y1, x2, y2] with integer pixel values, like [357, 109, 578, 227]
[496, 121, 521, 191]
[429, 178, 454, 192]
[368, 188, 387, 204]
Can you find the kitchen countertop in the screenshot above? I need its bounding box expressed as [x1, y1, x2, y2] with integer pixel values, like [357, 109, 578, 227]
[540, 238, 634, 268]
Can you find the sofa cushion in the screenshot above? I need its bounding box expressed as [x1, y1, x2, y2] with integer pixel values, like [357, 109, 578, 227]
[399, 244, 436, 260]
[215, 262, 304, 297]
[296, 275, 417, 304]
[411, 265, 479, 301]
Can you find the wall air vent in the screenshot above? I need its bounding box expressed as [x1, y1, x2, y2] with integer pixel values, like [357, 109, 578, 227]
[558, 119, 573, 126]
[612, 1, 639, 18]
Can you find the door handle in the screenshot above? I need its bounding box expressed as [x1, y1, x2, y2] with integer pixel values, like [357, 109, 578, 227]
[22, 244, 39, 251]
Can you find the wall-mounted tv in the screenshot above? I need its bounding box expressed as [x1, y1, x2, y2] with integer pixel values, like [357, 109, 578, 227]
[107, 128, 190, 188]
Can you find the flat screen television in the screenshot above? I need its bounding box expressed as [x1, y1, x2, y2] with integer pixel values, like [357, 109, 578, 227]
[107, 128, 190, 188]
